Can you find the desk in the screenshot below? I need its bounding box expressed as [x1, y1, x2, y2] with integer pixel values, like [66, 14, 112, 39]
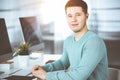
[0, 53, 61, 79]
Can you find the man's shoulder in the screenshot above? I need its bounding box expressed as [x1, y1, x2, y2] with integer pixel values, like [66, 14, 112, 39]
[87, 31, 101, 40]
[66, 34, 73, 40]
[86, 31, 105, 45]
[63, 34, 73, 44]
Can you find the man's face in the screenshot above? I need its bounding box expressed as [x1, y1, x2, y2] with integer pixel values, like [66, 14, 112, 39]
[66, 7, 88, 33]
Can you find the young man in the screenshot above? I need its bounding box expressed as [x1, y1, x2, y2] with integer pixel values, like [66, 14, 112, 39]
[32, 0, 109, 80]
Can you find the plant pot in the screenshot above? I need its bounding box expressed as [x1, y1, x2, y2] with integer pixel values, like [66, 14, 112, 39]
[18, 55, 29, 69]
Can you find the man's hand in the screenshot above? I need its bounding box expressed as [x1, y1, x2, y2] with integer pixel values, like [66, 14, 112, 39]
[32, 65, 47, 80]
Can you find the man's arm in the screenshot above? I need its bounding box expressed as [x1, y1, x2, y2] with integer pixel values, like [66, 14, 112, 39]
[42, 51, 70, 72]
[45, 37, 107, 80]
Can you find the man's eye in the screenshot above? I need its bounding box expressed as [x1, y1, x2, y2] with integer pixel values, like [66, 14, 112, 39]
[67, 15, 72, 17]
[76, 13, 81, 16]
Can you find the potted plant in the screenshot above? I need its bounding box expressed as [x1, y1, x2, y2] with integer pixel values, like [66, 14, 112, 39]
[14, 42, 30, 69]
[15, 42, 30, 56]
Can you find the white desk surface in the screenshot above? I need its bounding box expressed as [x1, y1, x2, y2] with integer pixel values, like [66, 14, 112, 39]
[0, 53, 61, 79]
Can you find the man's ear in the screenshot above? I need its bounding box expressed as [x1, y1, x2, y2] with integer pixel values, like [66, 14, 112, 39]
[86, 13, 89, 19]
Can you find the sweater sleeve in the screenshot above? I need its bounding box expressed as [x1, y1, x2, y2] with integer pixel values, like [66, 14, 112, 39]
[45, 37, 106, 80]
[42, 52, 70, 72]
[42, 41, 70, 72]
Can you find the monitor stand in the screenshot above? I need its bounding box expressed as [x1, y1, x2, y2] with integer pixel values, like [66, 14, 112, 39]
[0, 71, 4, 74]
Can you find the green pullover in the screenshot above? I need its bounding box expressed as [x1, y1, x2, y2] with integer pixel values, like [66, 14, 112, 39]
[43, 31, 109, 80]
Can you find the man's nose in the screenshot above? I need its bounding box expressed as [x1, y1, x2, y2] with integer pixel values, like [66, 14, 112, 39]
[71, 16, 77, 22]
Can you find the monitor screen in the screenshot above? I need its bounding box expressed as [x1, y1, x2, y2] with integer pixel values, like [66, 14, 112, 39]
[19, 16, 44, 52]
[0, 18, 13, 63]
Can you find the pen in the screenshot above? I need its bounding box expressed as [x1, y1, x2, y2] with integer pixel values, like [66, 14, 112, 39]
[27, 67, 39, 76]
[27, 72, 32, 76]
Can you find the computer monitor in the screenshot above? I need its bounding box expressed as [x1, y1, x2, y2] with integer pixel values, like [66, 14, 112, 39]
[19, 16, 44, 52]
[0, 18, 13, 63]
